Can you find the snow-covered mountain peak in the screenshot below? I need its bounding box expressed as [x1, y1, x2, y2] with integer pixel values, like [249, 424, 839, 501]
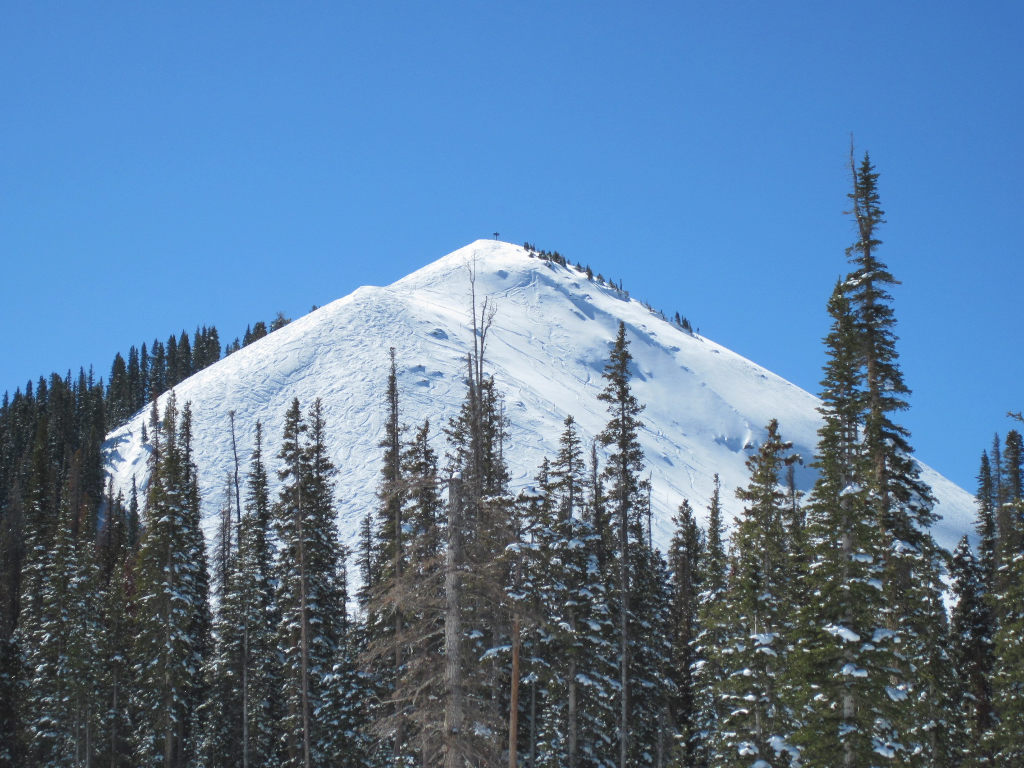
[103, 240, 975, 553]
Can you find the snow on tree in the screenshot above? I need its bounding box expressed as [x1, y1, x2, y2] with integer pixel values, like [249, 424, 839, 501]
[130, 394, 212, 767]
[707, 420, 798, 767]
[272, 398, 363, 767]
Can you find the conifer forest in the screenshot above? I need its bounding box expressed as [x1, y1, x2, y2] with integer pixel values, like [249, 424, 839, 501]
[1, 153, 1021, 767]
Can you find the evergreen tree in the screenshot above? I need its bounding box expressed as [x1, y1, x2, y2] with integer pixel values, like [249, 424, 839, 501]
[596, 321, 670, 767]
[794, 150, 951, 766]
[140, 343, 150, 405]
[403, 420, 443, 567]
[355, 511, 375, 611]
[665, 499, 704, 766]
[505, 481, 544, 768]
[0, 368, 107, 765]
[442, 360, 511, 767]
[130, 395, 211, 767]
[532, 417, 617, 768]
[247, 322, 268, 346]
[148, 340, 166, 399]
[17, 450, 104, 765]
[391, 419, 445, 765]
[792, 280, 883, 764]
[549, 416, 584, 520]
[48, 480, 104, 766]
[988, 427, 1024, 764]
[704, 474, 726, 596]
[694, 473, 727, 768]
[708, 420, 798, 767]
[273, 399, 361, 767]
[598, 322, 644, 768]
[127, 346, 142, 414]
[166, 335, 179, 390]
[205, 422, 283, 767]
[844, 152, 935, 535]
[13, 420, 58, 764]
[991, 436, 1004, 515]
[361, 349, 410, 763]
[976, 451, 997, 592]
[949, 537, 993, 765]
[847, 152, 950, 764]
[439, 277, 514, 767]
[176, 332, 193, 385]
[1002, 430, 1022, 503]
[988, 501, 1024, 762]
[107, 352, 130, 426]
[996, 431, 1023, 586]
[95, 491, 136, 768]
[273, 398, 313, 768]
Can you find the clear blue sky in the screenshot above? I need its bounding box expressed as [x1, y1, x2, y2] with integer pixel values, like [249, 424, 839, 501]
[2, 1, 1021, 493]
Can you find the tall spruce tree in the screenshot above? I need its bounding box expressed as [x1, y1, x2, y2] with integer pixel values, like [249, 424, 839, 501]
[665, 499, 704, 767]
[384, 419, 445, 766]
[949, 537, 993, 765]
[1002, 431, 1022, 503]
[987, 424, 1024, 763]
[995, 431, 1023, 585]
[96, 489, 136, 768]
[976, 451, 997, 593]
[17, 466, 103, 766]
[532, 417, 617, 768]
[596, 321, 671, 767]
[442, 368, 511, 766]
[794, 149, 951, 766]
[204, 422, 282, 768]
[12, 423, 56, 764]
[273, 398, 361, 767]
[534, 407, 642, 761]
[793, 279, 897, 765]
[361, 348, 412, 764]
[131, 394, 211, 768]
[49, 478, 104, 767]
[439, 272, 515, 767]
[585, 437, 623, 768]
[988, 504, 1024, 762]
[127, 346, 142, 415]
[598, 321, 645, 768]
[107, 353, 130, 427]
[847, 151, 950, 764]
[693, 473, 727, 768]
[708, 420, 798, 767]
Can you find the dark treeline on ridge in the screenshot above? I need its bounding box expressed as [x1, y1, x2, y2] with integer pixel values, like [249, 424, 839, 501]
[1, 153, 1022, 767]
[3, 312, 296, 451]
[521, 242, 694, 334]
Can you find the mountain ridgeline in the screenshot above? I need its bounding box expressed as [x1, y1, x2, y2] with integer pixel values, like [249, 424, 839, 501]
[2, 153, 1021, 765]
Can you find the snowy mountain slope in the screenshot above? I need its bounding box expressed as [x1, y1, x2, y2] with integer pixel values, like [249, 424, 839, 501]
[103, 240, 975, 553]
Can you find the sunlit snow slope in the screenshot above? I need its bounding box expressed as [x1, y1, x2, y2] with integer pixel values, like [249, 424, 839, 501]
[103, 240, 974, 552]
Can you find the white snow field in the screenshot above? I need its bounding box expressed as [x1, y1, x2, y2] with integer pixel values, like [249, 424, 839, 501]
[103, 240, 975, 554]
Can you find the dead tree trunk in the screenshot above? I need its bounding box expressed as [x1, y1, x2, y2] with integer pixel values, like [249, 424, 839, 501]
[444, 477, 464, 768]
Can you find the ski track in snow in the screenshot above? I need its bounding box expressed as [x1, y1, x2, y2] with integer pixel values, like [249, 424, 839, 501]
[102, 240, 976, 559]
